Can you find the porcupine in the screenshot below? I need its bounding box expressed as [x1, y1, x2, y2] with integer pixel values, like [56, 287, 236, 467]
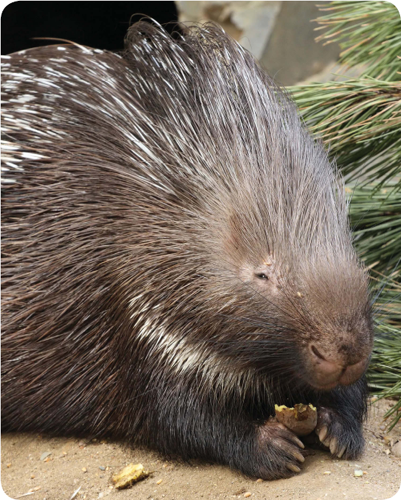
[1, 21, 373, 479]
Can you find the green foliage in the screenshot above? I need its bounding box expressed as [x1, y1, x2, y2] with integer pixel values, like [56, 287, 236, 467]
[315, 1, 401, 81]
[289, 1, 401, 428]
[348, 186, 401, 280]
[368, 325, 401, 430]
[292, 78, 401, 187]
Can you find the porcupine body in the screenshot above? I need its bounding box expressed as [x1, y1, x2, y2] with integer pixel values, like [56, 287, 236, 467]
[1, 22, 373, 479]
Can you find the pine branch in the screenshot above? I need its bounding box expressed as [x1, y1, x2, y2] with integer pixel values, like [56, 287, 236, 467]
[314, 1, 401, 81]
[368, 325, 401, 429]
[291, 79, 401, 187]
[348, 186, 401, 277]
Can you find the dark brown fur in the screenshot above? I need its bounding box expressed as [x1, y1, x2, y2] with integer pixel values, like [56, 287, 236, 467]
[1, 21, 373, 479]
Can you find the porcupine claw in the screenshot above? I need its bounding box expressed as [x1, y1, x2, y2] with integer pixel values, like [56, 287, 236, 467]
[318, 425, 328, 442]
[315, 406, 365, 460]
[257, 420, 305, 478]
[329, 437, 338, 455]
[337, 445, 347, 459]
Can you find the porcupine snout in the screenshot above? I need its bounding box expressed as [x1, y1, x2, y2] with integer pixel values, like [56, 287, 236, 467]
[298, 263, 373, 391]
[306, 343, 370, 390]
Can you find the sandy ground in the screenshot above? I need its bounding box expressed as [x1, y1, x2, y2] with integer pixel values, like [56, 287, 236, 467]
[1, 398, 400, 500]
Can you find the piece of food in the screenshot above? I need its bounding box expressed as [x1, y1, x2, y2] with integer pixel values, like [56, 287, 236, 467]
[112, 463, 150, 489]
[274, 404, 317, 436]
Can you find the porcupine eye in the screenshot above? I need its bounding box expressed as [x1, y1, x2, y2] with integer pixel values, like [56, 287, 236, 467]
[256, 273, 268, 280]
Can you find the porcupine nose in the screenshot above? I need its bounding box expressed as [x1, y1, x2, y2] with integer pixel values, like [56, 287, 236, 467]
[309, 345, 368, 390]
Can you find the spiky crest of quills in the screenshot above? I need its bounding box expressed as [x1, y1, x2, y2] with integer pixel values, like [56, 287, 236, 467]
[2, 21, 370, 472]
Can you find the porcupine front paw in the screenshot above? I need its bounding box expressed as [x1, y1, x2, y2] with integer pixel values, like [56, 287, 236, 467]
[315, 406, 364, 459]
[248, 419, 305, 480]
